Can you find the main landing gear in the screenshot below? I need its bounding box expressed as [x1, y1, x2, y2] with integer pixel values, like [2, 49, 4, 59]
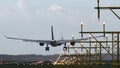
[45, 47, 49, 51]
[63, 46, 67, 51]
[45, 44, 49, 51]
[63, 43, 67, 51]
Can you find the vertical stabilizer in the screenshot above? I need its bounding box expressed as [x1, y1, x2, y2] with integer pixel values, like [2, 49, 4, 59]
[51, 25, 54, 40]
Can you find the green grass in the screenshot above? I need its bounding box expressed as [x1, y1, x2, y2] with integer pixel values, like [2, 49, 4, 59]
[0, 64, 118, 68]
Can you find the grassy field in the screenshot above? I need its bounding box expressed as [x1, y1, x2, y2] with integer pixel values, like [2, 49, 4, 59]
[0, 64, 118, 68]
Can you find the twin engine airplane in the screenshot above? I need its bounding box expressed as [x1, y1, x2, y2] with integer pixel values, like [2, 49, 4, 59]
[5, 26, 103, 51]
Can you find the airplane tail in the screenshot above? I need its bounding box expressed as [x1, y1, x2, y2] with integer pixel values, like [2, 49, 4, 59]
[51, 25, 54, 40]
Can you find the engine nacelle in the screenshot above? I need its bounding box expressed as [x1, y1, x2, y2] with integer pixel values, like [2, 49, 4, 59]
[70, 41, 75, 46]
[39, 43, 44, 46]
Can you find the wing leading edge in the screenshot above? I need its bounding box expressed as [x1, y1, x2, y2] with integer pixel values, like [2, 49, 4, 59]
[5, 35, 103, 45]
[5, 35, 51, 44]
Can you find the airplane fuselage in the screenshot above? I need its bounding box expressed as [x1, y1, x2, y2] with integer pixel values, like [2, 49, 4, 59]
[50, 40, 62, 47]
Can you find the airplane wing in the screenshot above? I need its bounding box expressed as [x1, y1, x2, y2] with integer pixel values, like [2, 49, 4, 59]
[58, 35, 104, 44]
[5, 35, 103, 45]
[5, 35, 51, 44]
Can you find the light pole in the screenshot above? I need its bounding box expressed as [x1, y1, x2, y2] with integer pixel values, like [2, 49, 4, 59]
[103, 22, 105, 37]
[81, 22, 83, 38]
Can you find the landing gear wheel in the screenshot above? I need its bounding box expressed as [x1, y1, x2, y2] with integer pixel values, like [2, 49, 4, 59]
[63, 46, 67, 51]
[45, 47, 49, 51]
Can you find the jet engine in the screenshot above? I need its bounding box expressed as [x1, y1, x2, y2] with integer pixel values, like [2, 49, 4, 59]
[70, 41, 75, 46]
[39, 43, 44, 46]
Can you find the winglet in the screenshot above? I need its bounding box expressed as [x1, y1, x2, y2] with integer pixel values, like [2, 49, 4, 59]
[4, 35, 13, 39]
[4, 35, 9, 39]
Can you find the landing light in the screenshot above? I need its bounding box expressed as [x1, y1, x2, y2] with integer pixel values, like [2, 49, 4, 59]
[72, 35, 75, 38]
[103, 21, 105, 25]
[81, 21, 83, 25]
[89, 34, 92, 38]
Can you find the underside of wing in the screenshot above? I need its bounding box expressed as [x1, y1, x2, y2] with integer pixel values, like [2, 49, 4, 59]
[5, 35, 51, 44]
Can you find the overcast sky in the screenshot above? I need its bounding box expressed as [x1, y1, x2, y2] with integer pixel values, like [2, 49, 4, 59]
[0, 0, 120, 55]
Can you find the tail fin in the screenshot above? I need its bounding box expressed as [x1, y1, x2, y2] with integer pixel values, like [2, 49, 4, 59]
[51, 25, 54, 40]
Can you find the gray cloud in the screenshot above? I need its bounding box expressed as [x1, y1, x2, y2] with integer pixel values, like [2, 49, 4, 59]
[17, 0, 25, 9]
[49, 4, 62, 12]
